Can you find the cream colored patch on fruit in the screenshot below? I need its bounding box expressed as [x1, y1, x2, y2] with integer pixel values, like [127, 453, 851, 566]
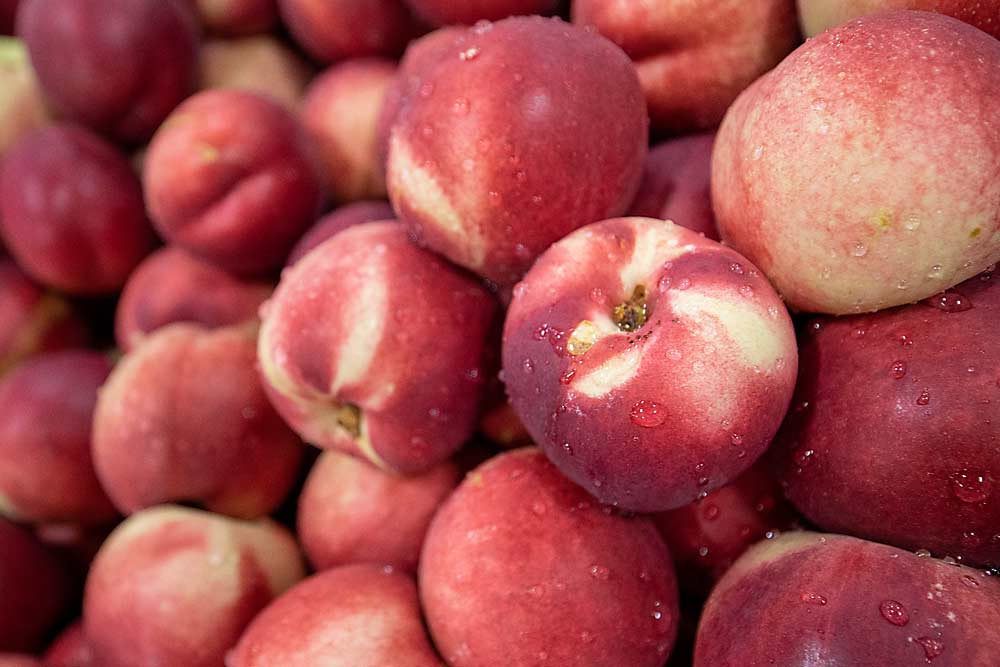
[0, 293, 72, 375]
[571, 346, 643, 399]
[351, 415, 393, 473]
[0, 488, 23, 521]
[388, 132, 486, 270]
[618, 221, 695, 295]
[229, 518, 304, 596]
[329, 268, 387, 396]
[670, 290, 788, 370]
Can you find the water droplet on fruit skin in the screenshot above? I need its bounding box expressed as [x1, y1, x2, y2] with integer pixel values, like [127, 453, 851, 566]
[951, 470, 992, 503]
[793, 446, 815, 471]
[916, 389, 931, 406]
[704, 504, 720, 521]
[915, 548, 932, 558]
[891, 360, 907, 379]
[924, 290, 973, 313]
[916, 637, 944, 660]
[800, 592, 828, 606]
[852, 242, 868, 257]
[522, 358, 534, 373]
[879, 600, 909, 626]
[459, 46, 480, 61]
[961, 574, 981, 588]
[589, 565, 610, 580]
[630, 400, 666, 428]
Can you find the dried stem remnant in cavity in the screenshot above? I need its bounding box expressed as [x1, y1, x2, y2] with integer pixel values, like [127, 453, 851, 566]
[337, 403, 362, 437]
[613, 284, 648, 332]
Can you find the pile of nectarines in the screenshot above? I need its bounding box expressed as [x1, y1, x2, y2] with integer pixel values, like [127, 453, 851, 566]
[0, 1, 998, 666]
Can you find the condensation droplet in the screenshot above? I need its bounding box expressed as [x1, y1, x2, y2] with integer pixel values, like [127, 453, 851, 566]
[630, 400, 666, 428]
[879, 600, 909, 626]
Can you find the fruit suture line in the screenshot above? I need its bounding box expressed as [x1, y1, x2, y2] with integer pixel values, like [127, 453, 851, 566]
[0, 2, 998, 667]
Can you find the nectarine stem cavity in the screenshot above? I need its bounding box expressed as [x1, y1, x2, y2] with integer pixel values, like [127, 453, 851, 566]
[336, 404, 362, 438]
[613, 284, 648, 332]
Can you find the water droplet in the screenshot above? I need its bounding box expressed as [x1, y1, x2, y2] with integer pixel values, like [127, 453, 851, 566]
[452, 97, 470, 115]
[800, 592, 828, 606]
[522, 358, 535, 373]
[739, 285, 754, 298]
[730, 263, 744, 274]
[891, 360, 907, 379]
[961, 574, 981, 588]
[897, 279, 910, 290]
[560, 369, 575, 385]
[915, 549, 932, 558]
[697, 546, 709, 557]
[561, 442, 573, 455]
[851, 242, 868, 257]
[589, 565, 610, 580]
[898, 334, 914, 347]
[928, 264, 944, 278]
[904, 217, 922, 231]
[951, 470, 992, 503]
[879, 600, 909, 626]
[459, 46, 480, 61]
[630, 400, 666, 428]
[752, 145, 764, 161]
[793, 446, 815, 470]
[730, 433, 744, 446]
[676, 278, 691, 290]
[916, 389, 931, 406]
[924, 290, 973, 313]
[916, 637, 944, 660]
[704, 504, 720, 521]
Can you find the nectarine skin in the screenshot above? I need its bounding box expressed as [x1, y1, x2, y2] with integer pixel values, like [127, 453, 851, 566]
[17, 0, 199, 143]
[227, 564, 443, 667]
[198, 36, 312, 111]
[572, 0, 800, 133]
[387, 16, 649, 286]
[772, 269, 1000, 566]
[286, 200, 395, 265]
[93, 324, 303, 518]
[83, 506, 304, 667]
[798, 0, 1000, 39]
[696, 532, 1000, 666]
[114, 246, 273, 352]
[0, 125, 154, 294]
[0, 351, 117, 524]
[144, 89, 322, 275]
[298, 450, 458, 572]
[259, 222, 496, 474]
[503, 217, 798, 511]
[192, 0, 278, 36]
[713, 10, 1000, 314]
[278, 0, 419, 63]
[420, 448, 679, 667]
[628, 133, 719, 241]
[44, 621, 93, 667]
[404, 0, 558, 25]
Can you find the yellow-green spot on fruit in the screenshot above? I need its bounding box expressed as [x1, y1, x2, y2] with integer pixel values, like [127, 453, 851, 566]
[197, 144, 220, 163]
[871, 209, 893, 232]
[970, 227, 982, 239]
[467, 471, 484, 487]
[612, 284, 648, 332]
[0, 38, 27, 67]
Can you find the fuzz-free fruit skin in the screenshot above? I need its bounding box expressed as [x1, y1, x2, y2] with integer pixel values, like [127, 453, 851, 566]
[258, 222, 496, 474]
[420, 448, 679, 667]
[17, 0, 199, 143]
[198, 36, 312, 111]
[0, 351, 117, 524]
[278, 0, 419, 63]
[190, 0, 278, 36]
[503, 217, 798, 512]
[713, 10, 1000, 315]
[628, 133, 719, 241]
[44, 622, 94, 667]
[286, 201, 395, 265]
[403, 0, 558, 25]
[772, 269, 1000, 566]
[93, 323, 304, 519]
[0, 125, 154, 294]
[572, 0, 799, 133]
[301, 59, 396, 203]
[144, 89, 322, 275]
[114, 246, 273, 352]
[0, 518, 72, 652]
[798, 0, 1000, 39]
[227, 564, 443, 667]
[654, 458, 799, 596]
[0, 656, 44, 667]
[696, 532, 1000, 666]
[298, 450, 458, 572]
[83, 505, 305, 667]
[387, 16, 649, 286]
[0, 258, 87, 376]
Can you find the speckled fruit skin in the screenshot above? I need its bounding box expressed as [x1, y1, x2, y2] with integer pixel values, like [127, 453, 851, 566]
[227, 564, 443, 667]
[0, 518, 72, 652]
[572, 0, 799, 134]
[0, 125, 154, 294]
[258, 222, 496, 474]
[278, 0, 419, 63]
[696, 532, 1000, 666]
[772, 269, 1000, 566]
[192, 0, 278, 36]
[298, 450, 458, 572]
[0, 37, 49, 157]
[798, 0, 1000, 38]
[0, 258, 87, 375]
[17, 0, 198, 143]
[713, 11, 1000, 315]
[83, 506, 304, 667]
[44, 621, 93, 667]
[387, 16, 649, 286]
[421, 448, 679, 667]
[653, 458, 799, 596]
[144, 90, 322, 275]
[286, 200, 395, 265]
[628, 133, 719, 241]
[115, 246, 273, 352]
[302, 59, 396, 203]
[404, 0, 558, 25]
[0, 351, 116, 524]
[198, 36, 312, 111]
[92, 323, 304, 519]
[502, 217, 798, 512]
